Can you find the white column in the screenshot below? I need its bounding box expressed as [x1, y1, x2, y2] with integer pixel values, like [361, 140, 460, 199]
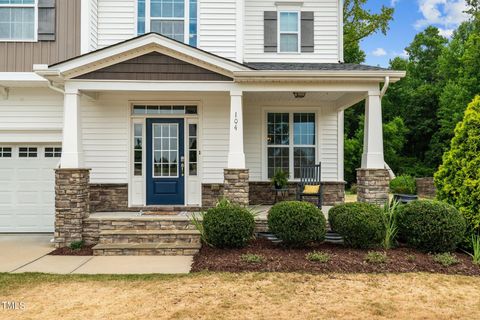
[60, 87, 84, 168]
[361, 91, 384, 169]
[227, 91, 246, 168]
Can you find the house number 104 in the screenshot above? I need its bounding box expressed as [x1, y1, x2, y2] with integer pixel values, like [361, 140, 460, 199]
[234, 112, 238, 131]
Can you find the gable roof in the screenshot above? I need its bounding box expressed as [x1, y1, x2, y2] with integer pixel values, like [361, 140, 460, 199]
[39, 32, 251, 80]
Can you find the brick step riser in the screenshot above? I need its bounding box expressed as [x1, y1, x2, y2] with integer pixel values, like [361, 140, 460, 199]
[99, 235, 201, 245]
[93, 248, 200, 256]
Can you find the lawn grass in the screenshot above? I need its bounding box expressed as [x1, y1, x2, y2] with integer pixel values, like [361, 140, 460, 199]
[1, 272, 480, 319]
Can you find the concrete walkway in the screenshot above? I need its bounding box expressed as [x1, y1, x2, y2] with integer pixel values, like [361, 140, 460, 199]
[0, 235, 193, 274]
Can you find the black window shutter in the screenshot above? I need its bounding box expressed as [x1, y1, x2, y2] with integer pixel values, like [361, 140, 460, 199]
[38, 0, 56, 41]
[301, 11, 314, 53]
[264, 11, 277, 53]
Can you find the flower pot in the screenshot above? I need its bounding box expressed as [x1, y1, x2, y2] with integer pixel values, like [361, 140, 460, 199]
[393, 194, 418, 204]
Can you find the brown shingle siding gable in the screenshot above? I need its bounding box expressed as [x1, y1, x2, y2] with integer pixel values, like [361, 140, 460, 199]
[74, 52, 233, 81]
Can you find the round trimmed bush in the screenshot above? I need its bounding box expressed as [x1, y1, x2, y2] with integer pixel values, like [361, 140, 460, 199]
[328, 202, 385, 249]
[268, 201, 326, 246]
[397, 200, 466, 252]
[203, 202, 255, 248]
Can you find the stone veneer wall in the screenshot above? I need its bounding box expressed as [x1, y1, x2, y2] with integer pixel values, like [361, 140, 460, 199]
[416, 177, 436, 199]
[223, 169, 249, 206]
[249, 182, 345, 206]
[202, 183, 224, 207]
[89, 184, 128, 212]
[54, 169, 90, 248]
[357, 169, 390, 205]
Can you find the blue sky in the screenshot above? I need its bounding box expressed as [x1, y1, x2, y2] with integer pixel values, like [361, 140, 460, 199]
[362, 0, 469, 67]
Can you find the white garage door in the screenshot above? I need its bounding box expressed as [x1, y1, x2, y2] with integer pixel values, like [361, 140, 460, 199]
[0, 145, 61, 233]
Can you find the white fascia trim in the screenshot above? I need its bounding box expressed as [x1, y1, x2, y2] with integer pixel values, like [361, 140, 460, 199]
[48, 34, 251, 78]
[0, 72, 48, 82]
[233, 70, 406, 82]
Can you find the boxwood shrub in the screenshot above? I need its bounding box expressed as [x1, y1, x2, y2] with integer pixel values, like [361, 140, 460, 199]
[268, 201, 326, 247]
[203, 200, 255, 248]
[397, 200, 466, 252]
[328, 202, 385, 249]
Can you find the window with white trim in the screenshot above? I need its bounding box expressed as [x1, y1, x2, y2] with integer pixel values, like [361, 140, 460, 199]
[45, 147, 61, 158]
[137, 0, 197, 46]
[0, 147, 12, 158]
[278, 11, 299, 53]
[0, 0, 36, 41]
[267, 112, 316, 179]
[19, 146, 37, 158]
[133, 123, 143, 176]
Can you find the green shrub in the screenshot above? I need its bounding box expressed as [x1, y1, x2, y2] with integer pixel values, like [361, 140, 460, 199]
[435, 96, 480, 247]
[306, 251, 330, 263]
[364, 251, 388, 264]
[389, 175, 416, 194]
[240, 253, 264, 263]
[466, 234, 480, 265]
[328, 202, 385, 249]
[268, 201, 326, 247]
[433, 252, 460, 267]
[69, 240, 84, 251]
[397, 200, 466, 253]
[203, 200, 255, 248]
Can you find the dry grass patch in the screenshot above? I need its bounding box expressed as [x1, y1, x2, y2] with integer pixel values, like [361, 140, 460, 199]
[1, 272, 480, 320]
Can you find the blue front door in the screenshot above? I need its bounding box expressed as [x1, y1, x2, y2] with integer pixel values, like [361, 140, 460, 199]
[146, 118, 185, 205]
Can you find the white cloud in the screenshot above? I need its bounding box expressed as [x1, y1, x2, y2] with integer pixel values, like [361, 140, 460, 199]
[438, 28, 455, 37]
[372, 48, 387, 56]
[390, 0, 400, 6]
[415, 0, 469, 37]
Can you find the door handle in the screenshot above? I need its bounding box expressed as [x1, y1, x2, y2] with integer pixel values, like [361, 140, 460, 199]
[181, 156, 185, 177]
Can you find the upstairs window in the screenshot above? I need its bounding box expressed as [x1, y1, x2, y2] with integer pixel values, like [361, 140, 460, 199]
[278, 11, 299, 53]
[0, 0, 36, 41]
[137, 0, 197, 46]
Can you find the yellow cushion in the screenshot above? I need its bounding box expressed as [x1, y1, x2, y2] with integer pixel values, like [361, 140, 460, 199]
[303, 185, 320, 194]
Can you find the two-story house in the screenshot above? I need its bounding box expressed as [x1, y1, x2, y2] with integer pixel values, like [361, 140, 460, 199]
[0, 0, 404, 252]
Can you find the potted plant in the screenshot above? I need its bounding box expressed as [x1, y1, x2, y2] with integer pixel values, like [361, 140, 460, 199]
[389, 175, 418, 204]
[271, 169, 289, 190]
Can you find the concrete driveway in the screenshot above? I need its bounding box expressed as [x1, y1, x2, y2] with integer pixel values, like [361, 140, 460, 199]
[0, 234, 54, 272]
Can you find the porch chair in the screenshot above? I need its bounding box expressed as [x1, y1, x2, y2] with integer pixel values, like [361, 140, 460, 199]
[296, 163, 323, 208]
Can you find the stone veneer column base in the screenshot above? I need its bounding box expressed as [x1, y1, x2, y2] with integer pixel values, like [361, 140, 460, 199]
[54, 168, 90, 248]
[356, 168, 389, 205]
[223, 169, 249, 206]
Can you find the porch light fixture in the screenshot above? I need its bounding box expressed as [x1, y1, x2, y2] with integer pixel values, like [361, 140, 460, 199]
[293, 92, 306, 99]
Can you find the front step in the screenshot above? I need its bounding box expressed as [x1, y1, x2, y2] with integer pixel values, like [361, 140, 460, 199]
[87, 213, 202, 256]
[92, 242, 201, 256]
[99, 229, 201, 244]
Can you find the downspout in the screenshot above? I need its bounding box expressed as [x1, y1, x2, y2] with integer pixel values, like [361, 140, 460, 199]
[380, 76, 394, 177]
[46, 80, 65, 95]
[380, 76, 390, 98]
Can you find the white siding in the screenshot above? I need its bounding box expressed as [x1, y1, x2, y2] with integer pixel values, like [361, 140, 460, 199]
[201, 93, 230, 183]
[81, 94, 129, 183]
[0, 88, 63, 143]
[244, 0, 340, 63]
[96, 0, 135, 48]
[89, 0, 99, 51]
[243, 94, 341, 182]
[198, 0, 238, 61]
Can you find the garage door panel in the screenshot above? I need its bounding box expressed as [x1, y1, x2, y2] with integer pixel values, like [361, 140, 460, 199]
[0, 145, 59, 233]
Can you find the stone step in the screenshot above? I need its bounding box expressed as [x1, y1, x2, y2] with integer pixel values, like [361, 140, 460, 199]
[95, 218, 196, 231]
[92, 242, 201, 256]
[98, 229, 201, 245]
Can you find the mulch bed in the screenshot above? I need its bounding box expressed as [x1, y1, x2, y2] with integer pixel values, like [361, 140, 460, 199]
[191, 239, 480, 276]
[49, 244, 95, 256]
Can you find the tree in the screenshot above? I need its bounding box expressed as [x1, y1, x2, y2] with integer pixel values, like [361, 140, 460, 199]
[343, 0, 394, 63]
[435, 96, 480, 242]
[344, 116, 408, 185]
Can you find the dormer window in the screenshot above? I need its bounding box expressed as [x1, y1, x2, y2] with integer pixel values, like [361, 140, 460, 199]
[137, 0, 197, 46]
[278, 11, 299, 53]
[0, 0, 36, 41]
